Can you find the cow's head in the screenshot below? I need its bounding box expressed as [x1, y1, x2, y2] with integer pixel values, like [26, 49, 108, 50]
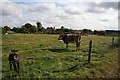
[58, 34, 64, 40]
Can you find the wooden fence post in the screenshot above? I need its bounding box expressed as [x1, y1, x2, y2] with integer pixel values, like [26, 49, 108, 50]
[112, 37, 114, 46]
[88, 40, 92, 64]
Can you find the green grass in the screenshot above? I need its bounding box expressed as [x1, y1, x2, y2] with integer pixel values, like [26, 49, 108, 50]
[1, 34, 119, 78]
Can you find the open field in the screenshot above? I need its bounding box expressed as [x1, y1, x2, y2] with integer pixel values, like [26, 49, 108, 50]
[1, 34, 119, 79]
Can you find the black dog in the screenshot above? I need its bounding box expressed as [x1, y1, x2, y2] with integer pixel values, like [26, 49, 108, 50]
[9, 50, 20, 73]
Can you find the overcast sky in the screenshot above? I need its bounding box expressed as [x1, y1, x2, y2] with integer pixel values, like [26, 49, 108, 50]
[1, 0, 119, 30]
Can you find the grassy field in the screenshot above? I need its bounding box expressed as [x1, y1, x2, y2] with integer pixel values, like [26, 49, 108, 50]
[1, 34, 119, 79]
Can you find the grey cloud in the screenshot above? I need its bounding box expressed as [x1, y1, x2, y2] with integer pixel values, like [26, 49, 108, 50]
[63, 3, 84, 15]
[118, 1, 120, 10]
[118, 9, 120, 20]
[118, 16, 120, 20]
[86, 2, 118, 14]
[23, 3, 56, 13]
[100, 19, 109, 21]
[89, 2, 118, 10]
[27, 5, 49, 12]
[2, 9, 20, 17]
[65, 9, 81, 15]
[55, 14, 76, 21]
[87, 8, 106, 13]
[2, 9, 11, 16]
[2, 2, 22, 17]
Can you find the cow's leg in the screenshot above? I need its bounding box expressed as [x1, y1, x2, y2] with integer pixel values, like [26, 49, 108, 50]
[76, 44, 78, 51]
[76, 42, 78, 51]
[66, 43, 68, 49]
[76, 41, 80, 51]
[79, 41, 81, 50]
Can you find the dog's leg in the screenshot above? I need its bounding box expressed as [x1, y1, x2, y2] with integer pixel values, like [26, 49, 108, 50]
[17, 62, 20, 73]
[10, 63, 12, 70]
[13, 63, 17, 72]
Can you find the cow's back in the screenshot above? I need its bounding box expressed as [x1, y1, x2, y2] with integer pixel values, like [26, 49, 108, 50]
[62, 34, 81, 44]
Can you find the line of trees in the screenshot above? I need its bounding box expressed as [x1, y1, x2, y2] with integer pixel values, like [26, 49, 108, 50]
[2, 21, 119, 36]
[2, 22, 93, 35]
[2, 22, 43, 34]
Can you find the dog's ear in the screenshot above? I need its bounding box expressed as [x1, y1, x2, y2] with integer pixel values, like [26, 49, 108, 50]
[11, 50, 15, 52]
[15, 50, 19, 52]
[11, 50, 19, 52]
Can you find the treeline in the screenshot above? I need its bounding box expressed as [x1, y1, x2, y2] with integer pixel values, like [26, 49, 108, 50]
[2, 22, 120, 36]
[2, 22, 93, 35]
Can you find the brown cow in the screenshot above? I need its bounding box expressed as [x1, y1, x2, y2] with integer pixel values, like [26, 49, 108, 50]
[58, 33, 81, 51]
[9, 50, 20, 73]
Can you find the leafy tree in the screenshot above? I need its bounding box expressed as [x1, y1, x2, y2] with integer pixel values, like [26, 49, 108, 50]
[22, 26, 29, 33]
[82, 29, 92, 35]
[30, 25, 37, 33]
[23, 23, 37, 33]
[12, 27, 18, 33]
[94, 30, 105, 35]
[59, 26, 65, 33]
[41, 27, 46, 33]
[24, 23, 32, 30]
[56, 29, 61, 34]
[2, 28, 6, 34]
[36, 22, 42, 32]
[60, 26, 64, 30]
[21, 25, 29, 33]
[64, 28, 70, 33]
[16, 23, 37, 33]
[3, 26, 11, 33]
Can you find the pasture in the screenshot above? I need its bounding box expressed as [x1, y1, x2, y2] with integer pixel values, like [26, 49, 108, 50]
[1, 34, 119, 79]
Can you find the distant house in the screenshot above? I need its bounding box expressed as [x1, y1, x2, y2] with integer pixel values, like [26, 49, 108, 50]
[46, 27, 56, 34]
[6, 31, 14, 34]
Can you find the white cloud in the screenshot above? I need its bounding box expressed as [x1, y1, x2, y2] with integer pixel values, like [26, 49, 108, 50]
[1, 1, 22, 17]
[1, 0, 118, 30]
[4, 0, 119, 2]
